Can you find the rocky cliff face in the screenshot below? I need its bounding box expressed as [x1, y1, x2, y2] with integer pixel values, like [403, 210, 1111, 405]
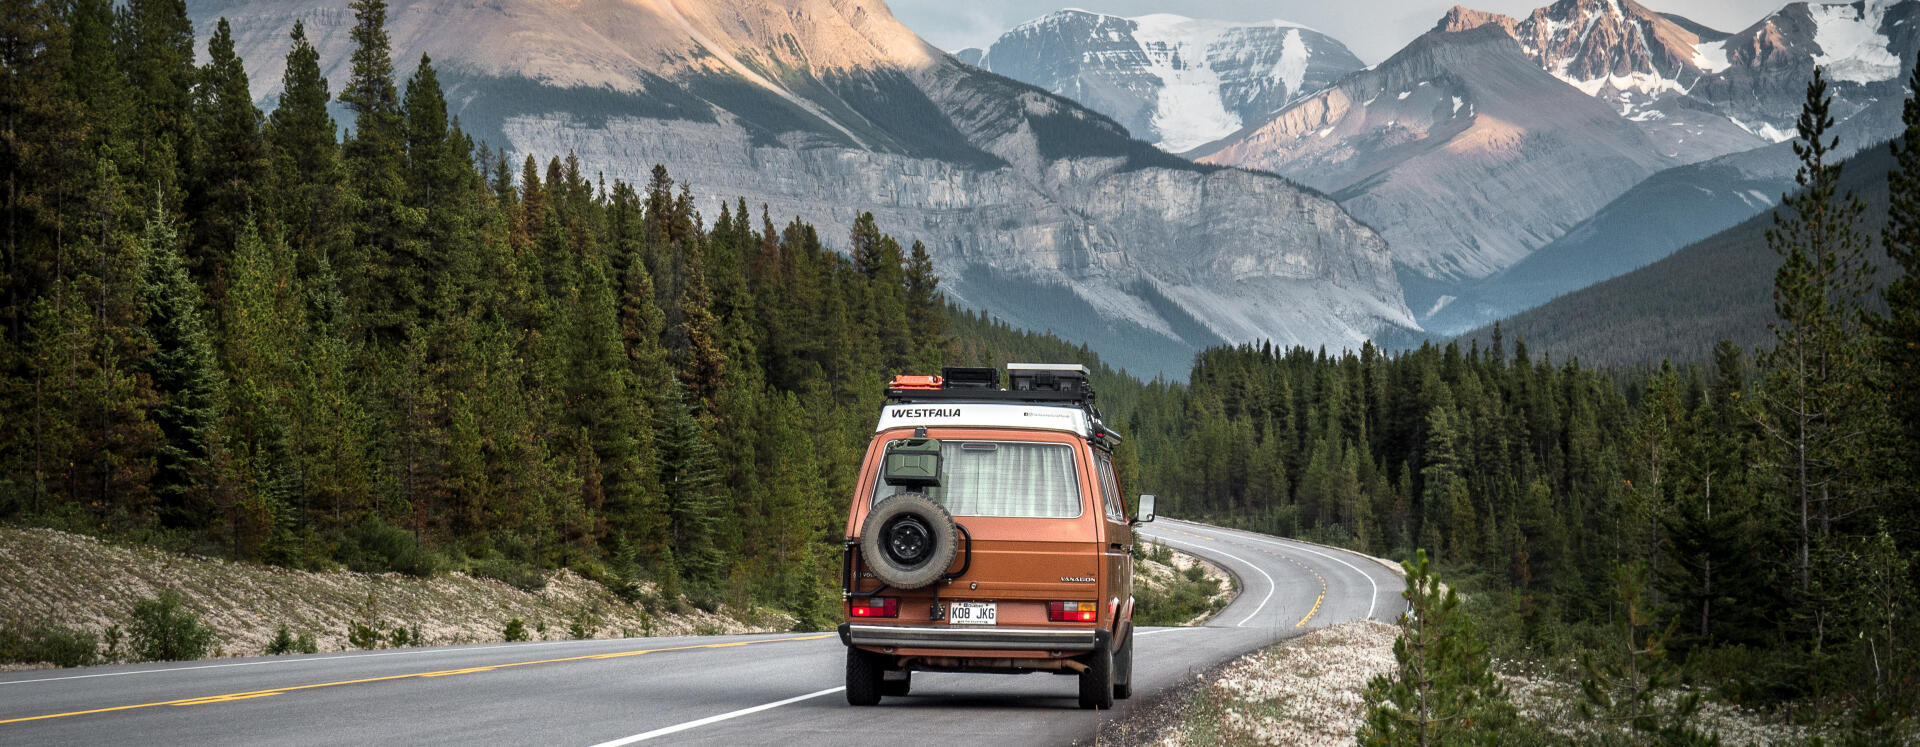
[972, 10, 1365, 153]
[193, 0, 1412, 377]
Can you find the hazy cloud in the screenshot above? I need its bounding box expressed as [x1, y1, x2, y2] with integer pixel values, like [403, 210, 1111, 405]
[889, 0, 1789, 63]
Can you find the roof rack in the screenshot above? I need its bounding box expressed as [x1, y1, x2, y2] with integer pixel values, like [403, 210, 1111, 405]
[884, 363, 1122, 448]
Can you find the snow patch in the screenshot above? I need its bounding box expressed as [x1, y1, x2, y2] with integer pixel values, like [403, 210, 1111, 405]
[1729, 116, 1794, 143]
[1425, 295, 1457, 317]
[1272, 28, 1309, 100]
[1811, 0, 1901, 84]
[1692, 38, 1731, 74]
[1131, 14, 1242, 152]
[1451, 96, 1465, 114]
[1560, 70, 1688, 98]
[1396, 90, 1412, 100]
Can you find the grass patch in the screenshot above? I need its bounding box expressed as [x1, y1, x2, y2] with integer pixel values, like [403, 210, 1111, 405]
[1135, 543, 1231, 627]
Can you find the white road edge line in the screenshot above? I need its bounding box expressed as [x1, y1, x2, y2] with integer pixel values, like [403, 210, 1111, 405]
[0, 638, 616, 686]
[1134, 627, 1198, 637]
[0, 634, 802, 687]
[1171, 521, 1385, 621]
[1148, 535, 1276, 628]
[587, 687, 845, 746]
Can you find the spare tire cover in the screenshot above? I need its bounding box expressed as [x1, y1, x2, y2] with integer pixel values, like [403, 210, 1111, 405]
[860, 492, 959, 590]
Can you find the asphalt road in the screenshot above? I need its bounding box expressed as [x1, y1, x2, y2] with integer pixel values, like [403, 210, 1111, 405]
[0, 518, 1404, 746]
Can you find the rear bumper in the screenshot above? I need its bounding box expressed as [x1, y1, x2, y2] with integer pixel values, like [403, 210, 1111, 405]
[838, 623, 1102, 652]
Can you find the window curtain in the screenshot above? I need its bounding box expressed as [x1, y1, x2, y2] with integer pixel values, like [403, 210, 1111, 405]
[874, 442, 1081, 518]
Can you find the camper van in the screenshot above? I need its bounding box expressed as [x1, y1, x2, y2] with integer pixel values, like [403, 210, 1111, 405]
[837, 364, 1154, 709]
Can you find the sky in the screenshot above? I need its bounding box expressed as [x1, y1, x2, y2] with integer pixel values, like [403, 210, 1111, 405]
[886, 0, 1790, 63]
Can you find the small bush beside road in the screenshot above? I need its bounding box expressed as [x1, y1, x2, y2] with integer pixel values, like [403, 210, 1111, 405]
[1134, 542, 1234, 627]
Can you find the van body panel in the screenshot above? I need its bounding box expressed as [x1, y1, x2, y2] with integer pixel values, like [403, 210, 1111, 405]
[842, 377, 1137, 703]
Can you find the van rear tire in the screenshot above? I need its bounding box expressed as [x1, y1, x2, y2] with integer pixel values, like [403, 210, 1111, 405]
[846, 648, 884, 706]
[1078, 637, 1114, 710]
[859, 492, 959, 590]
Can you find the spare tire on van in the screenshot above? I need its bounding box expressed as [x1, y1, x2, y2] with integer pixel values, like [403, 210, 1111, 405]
[860, 493, 959, 589]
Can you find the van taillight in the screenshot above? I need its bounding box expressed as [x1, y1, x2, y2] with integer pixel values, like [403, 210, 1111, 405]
[1048, 601, 1097, 623]
[849, 597, 899, 618]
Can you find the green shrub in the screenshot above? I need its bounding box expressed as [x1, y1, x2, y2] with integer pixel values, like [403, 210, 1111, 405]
[339, 518, 441, 577]
[386, 625, 411, 648]
[567, 610, 601, 640]
[469, 555, 548, 592]
[130, 591, 215, 662]
[102, 624, 123, 663]
[347, 621, 380, 650]
[503, 617, 528, 642]
[267, 624, 297, 655]
[295, 630, 318, 654]
[1135, 569, 1224, 626]
[1, 622, 101, 667]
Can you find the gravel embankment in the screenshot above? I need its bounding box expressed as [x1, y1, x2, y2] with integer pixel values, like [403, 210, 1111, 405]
[0, 526, 790, 666]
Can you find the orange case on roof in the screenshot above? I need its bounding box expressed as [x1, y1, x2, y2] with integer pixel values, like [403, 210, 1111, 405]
[888, 375, 944, 390]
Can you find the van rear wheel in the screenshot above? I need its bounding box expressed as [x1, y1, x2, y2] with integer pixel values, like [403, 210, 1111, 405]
[1078, 637, 1114, 710]
[859, 492, 959, 590]
[846, 648, 884, 706]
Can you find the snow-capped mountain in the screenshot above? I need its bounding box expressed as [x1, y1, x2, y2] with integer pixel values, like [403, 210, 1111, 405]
[1198, 0, 1918, 329]
[971, 9, 1365, 152]
[1440, 0, 1919, 161]
[191, 0, 1413, 378]
[1193, 23, 1674, 283]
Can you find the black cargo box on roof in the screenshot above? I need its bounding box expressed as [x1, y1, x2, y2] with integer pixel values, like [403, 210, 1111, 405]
[941, 366, 999, 389]
[1007, 363, 1092, 399]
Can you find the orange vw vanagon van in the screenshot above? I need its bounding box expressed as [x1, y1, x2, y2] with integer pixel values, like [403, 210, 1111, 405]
[837, 364, 1155, 709]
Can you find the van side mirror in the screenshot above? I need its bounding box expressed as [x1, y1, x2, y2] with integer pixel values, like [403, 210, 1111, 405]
[1133, 494, 1155, 524]
[882, 438, 942, 488]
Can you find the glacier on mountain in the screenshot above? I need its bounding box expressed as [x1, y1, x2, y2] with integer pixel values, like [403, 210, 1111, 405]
[1812, 0, 1902, 84]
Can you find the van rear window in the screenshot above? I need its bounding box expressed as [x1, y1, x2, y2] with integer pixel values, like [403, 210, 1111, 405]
[871, 441, 1082, 518]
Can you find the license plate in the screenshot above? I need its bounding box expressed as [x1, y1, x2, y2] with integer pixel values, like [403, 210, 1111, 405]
[948, 602, 997, 625]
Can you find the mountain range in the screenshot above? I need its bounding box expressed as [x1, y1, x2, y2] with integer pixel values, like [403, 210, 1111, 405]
[974, 0, 1917, 340]
[191, 0, 1417, 379]
[957, 10, 1365, 152]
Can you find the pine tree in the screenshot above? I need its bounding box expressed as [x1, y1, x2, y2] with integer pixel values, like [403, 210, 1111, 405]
[186, 16, 265, 299]
[904, 239, 943, 368]
[116, 0, 196, 207]
[137, 210, 222, 527]
[1360, 549, 1515, 745]
[265, 21, 343, 278]
[1877, 52, 1920, 516]
[1757, 67, 1880, 594]
[336, 0, 409, 337]
[654, 385, 725, 588]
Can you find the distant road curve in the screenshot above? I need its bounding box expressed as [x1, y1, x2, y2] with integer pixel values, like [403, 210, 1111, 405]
[0, 518, 1402, 746]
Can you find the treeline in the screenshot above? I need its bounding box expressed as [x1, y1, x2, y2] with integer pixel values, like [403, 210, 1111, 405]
[0, 0, 959, 622]
[1133, 68, 1920, 728]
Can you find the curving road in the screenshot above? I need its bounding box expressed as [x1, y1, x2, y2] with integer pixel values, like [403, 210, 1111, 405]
[0, 519, 1403, 746]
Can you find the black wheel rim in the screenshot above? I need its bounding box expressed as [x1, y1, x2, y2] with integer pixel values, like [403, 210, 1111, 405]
[882, 514, 934, 569]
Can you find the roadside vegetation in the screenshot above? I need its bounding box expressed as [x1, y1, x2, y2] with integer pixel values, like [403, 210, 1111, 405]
[1132, 541, 1234, 627]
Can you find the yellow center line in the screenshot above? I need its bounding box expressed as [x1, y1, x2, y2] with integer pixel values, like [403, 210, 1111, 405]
[1278, 556, 1328, 628]
[1, 634, 833, 726]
